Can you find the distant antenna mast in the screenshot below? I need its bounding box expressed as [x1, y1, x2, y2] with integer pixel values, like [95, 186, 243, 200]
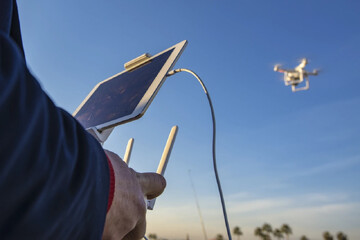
[188, 170, 208, 240]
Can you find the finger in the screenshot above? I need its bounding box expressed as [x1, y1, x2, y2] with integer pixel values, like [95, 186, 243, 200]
[122, 217, 146, 240]
[104, 149, 129, 170]
[104, 149, 122, 162]
[136, 172, 166, 199]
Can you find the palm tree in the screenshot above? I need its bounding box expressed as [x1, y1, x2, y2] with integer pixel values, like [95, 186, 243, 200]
[336, 232, 347, 240]
[255, 227, 264, 240]
[264, 236, 272, 240]
[280, 224, 292, 240]
[262, 223, 273, 240]
[300, 236, 309, 240]
[148, 233, 158, 240]
[216, 234, 224, 240]
[273, 228, 283, 240]
[323, 231, 334, 240]
[262, 223, 273, 234]
[233, 226, 243, 240]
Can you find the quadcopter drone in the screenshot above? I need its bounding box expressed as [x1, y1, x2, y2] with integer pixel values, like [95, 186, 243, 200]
[274, 58, 319, 92]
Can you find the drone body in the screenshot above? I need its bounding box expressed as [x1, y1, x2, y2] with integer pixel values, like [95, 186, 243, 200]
[274, 58, 319, 92]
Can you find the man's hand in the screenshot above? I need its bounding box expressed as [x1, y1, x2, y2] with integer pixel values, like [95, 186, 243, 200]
[102, 150, 166, 240]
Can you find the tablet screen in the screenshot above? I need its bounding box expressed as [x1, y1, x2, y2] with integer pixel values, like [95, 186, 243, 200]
[75, 48, 174, 129]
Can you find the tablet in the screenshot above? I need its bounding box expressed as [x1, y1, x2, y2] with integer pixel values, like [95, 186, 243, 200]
[73, 40, 187, 133]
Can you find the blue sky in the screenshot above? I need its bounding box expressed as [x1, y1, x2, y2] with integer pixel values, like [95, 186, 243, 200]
[18, 1, 360, 239]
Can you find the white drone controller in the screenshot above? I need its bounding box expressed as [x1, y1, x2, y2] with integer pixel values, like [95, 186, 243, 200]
[122, 126, 178, 210]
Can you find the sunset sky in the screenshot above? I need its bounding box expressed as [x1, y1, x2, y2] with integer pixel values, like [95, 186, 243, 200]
[18, 1, 360, 239]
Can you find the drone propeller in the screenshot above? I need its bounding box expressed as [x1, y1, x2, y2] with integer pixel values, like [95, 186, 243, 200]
[315, 68, 323, 74]
[274, 64, 282, 72]
[297, 57, 308, 62]
[308, 68, 321, 75]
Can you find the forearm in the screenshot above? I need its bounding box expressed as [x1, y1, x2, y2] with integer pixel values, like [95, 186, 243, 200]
[0, 32, 110, 239]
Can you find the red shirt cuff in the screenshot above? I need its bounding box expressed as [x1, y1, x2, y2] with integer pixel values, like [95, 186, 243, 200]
[105, 155, 115, 212]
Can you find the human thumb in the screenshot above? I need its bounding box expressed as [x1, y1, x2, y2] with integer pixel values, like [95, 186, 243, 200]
[136, 172, 166, 200]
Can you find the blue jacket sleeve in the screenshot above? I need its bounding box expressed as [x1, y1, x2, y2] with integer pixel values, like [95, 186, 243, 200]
[0, 31, 110, 239]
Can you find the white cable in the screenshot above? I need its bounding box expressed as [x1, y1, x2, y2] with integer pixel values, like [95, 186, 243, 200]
[167, 68, 232, 240]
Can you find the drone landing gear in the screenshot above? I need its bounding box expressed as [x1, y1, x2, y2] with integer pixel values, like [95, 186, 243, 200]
[291, 76, 310, 92]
